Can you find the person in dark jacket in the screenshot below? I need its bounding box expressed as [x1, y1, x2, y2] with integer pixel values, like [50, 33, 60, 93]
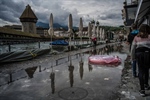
[127, 23, 139, 77]
[91, 35, 97, 46]
[131, 24, 150, 97]
[127, 23, 139, 51]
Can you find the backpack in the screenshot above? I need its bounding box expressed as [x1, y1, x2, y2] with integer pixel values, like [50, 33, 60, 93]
[128, 30, 139, 44]
[136, 47, 150, 67]
[128, 34, 136, 44]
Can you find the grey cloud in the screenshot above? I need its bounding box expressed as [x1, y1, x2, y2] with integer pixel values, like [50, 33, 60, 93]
[0, 0, 26, 23]
[98, 13, 121, 20]
[0, 0, 124, 26]
[0, 10, 16, 22]
[34, 2, 73, 26]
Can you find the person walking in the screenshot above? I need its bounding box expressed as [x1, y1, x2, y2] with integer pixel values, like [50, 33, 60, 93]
[127, 23, 139, 77]
[91, 35, 97, 46]
[131, 24, 150, 97]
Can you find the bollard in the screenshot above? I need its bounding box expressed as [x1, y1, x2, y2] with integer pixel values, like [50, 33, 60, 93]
[8, 44, 11, 52]
[9, 73, 12, 83]
[39, 65, 41, 72]
[56, 60, 58, 66]
[38, 41, 41, 49]
[68, 56, 69, 61]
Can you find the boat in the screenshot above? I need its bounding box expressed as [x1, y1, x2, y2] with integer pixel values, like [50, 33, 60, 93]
[50, 40, 69, 46]
[88, 55, 121, 66]
[0, 48, 50, 63]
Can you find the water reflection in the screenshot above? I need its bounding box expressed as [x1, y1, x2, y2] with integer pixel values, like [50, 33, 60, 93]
[69, 54, 72, 66]
[89, 44, 124, 56]
[79, 61, 84, 80]
[50, 71, 55, 94]
[0, 44, 124, 83]
[92, 46, 97, 55]
[0, 43, 127, 100]
[105, 45, 109, 55]
[39, 65, 41, 72]
[8, 73, 12, 83]
[88, 63, 93, 72]
[68, 65, 74, 87]
[25, 66, 37, 78]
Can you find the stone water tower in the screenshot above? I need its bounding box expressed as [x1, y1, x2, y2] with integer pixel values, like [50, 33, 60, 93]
[20, 4, 38, 34]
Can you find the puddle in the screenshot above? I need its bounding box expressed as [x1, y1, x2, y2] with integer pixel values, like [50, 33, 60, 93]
[0, 43, 127, 100]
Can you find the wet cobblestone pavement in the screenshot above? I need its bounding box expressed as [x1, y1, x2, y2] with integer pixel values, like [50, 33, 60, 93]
[1, 42, 148, 100]
[118, 43, 150, 100]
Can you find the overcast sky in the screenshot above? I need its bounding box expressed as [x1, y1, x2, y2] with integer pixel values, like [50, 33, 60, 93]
[0, 0, 124, 27]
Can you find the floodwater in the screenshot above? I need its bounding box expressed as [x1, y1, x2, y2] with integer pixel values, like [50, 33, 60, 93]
[0, 43, 127, 100]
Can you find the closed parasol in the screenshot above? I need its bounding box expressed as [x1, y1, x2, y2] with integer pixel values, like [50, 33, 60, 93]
[68, 14, 73, 35]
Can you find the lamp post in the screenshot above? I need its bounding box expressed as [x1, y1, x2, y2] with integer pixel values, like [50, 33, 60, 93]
[96, 21, 99, 43]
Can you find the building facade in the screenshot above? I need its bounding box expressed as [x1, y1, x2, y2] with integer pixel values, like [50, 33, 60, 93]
[122, 0, 150, 32]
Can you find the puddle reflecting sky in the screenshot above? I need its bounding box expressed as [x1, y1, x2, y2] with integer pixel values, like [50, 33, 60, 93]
[0, 44, 127, 100]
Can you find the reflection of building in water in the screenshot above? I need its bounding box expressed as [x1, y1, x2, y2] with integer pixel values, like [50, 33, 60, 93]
[89, 49, 92, 56]
[25, 66, 37, 78]
[109, 45, 114, 53]
[113, 44, 123, 52]
[118, 44, 123, 52]
[88, 64, 93, 72]
[110, 45, 114, 52]
[97, 48, 101, 54]
[99, 48, 103, 55]
[102, 48, 106, 55]
[113, 45, 118, 51]
[104, 45, 115, 54]
[68, 65, 74, 87]
[91, 47, 97, 55]
[105, 45, 109, 55]
[79, 61, 84, 80]
[50, 72, 55, 94]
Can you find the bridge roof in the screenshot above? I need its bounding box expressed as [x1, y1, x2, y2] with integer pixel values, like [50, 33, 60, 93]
[0, 27, 40, 38]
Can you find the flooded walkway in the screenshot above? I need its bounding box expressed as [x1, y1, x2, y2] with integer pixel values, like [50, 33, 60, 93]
[0, 43, 127, 100]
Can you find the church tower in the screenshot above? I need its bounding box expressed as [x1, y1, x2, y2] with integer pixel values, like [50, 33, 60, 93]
[20, 4, 38, 34]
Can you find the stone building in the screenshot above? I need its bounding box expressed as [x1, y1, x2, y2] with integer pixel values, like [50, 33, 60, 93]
[20, 4, 38, 34]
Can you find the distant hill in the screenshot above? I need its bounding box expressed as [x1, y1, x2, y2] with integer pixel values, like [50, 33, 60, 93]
[36, 21, 78, 31]
[36, 22, 61, 29]
[36, 22, 48, 28]
[36, 22, 65, 29]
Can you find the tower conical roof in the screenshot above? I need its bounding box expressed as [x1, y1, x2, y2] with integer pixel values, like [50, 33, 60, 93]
[20, 4, 38, 21]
